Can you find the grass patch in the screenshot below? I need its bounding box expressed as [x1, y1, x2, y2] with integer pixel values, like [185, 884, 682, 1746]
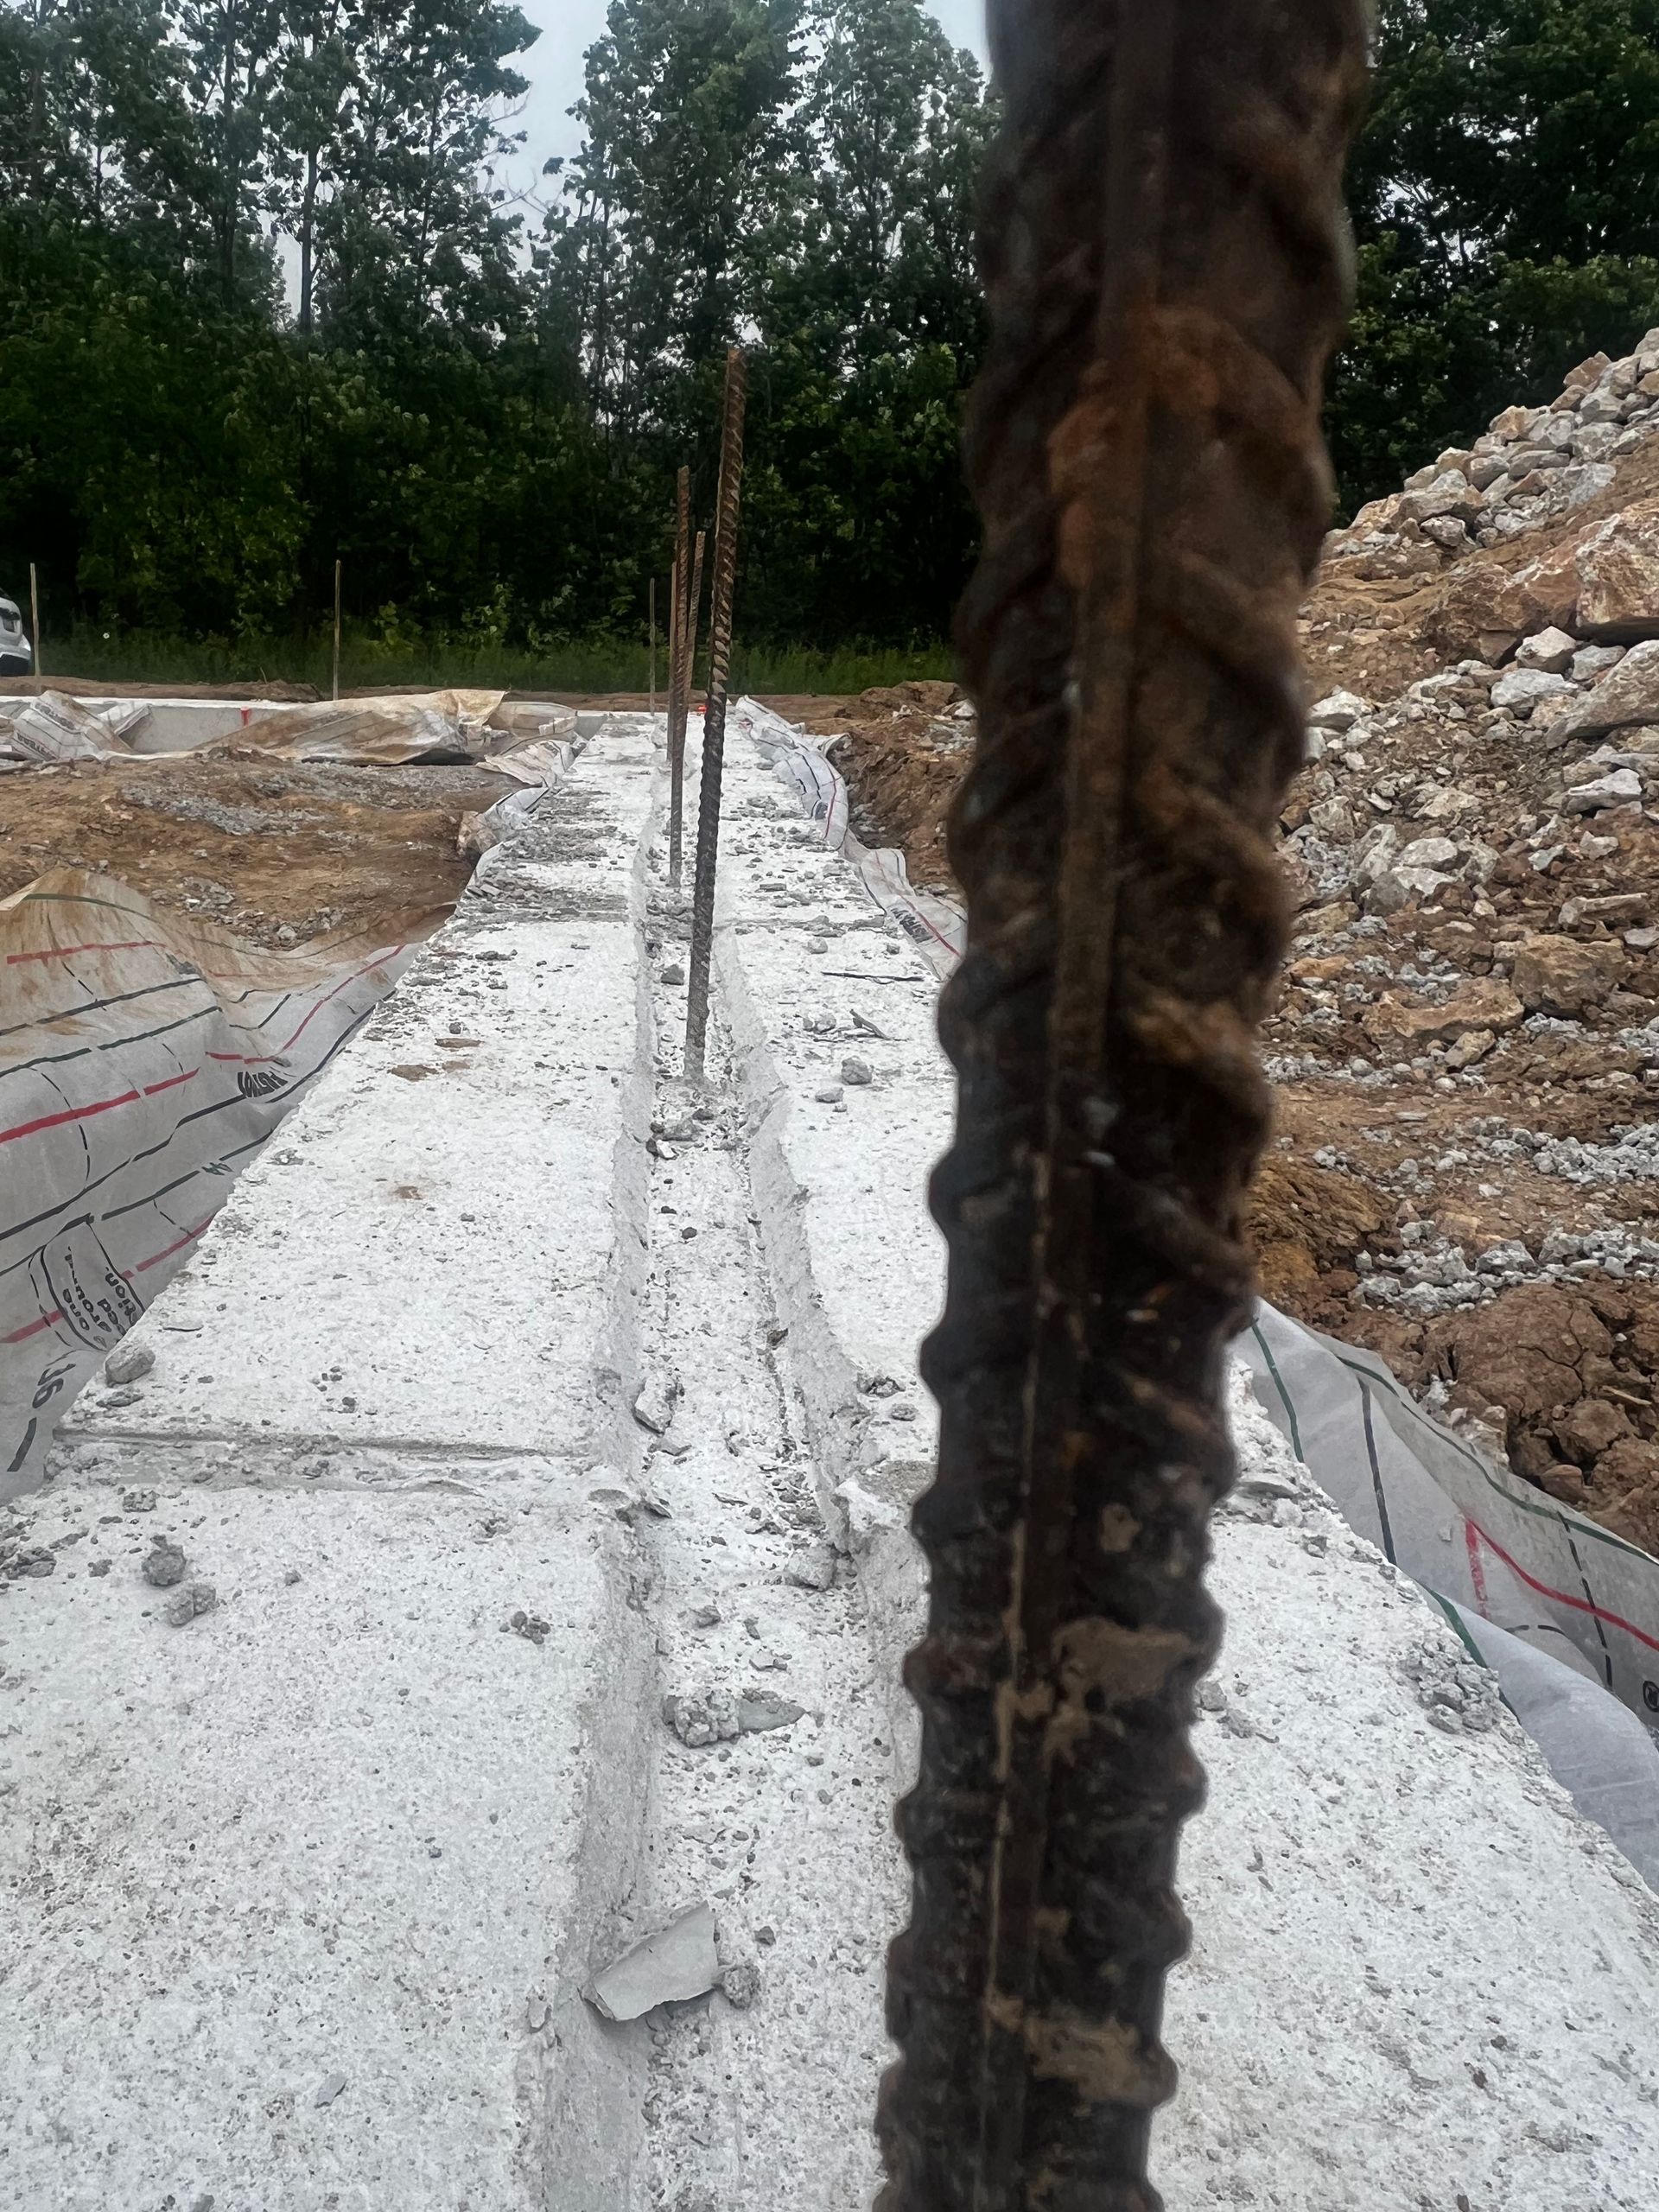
[37, 626, 957, 698]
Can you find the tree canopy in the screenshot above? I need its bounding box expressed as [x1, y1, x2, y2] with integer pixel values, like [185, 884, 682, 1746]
[6, 0, 1659, 658]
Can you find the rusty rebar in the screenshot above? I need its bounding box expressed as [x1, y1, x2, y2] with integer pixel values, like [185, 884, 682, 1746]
[877, 4, 1368, 2208]
[667, 467, 693, 880]
[684, 347, 747, 1079]
[671, 531, 707, 888]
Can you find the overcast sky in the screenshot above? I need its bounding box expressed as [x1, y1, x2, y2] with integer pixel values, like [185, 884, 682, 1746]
[514, 1, 989, 175]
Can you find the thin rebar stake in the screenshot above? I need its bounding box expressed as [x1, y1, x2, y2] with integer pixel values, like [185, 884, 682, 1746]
[672, 532, 706, 887]
[29, 564, 41, 680]
[649, 574, 658, 716]
[667, 467, 693, 885]
[875, 3, 1369, 2208]
[667, 550, 682, 766]
[332, 557, 342, 702]
[684, 347, 747, 1079]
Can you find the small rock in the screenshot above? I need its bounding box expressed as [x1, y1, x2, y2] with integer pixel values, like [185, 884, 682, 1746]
[632, 1374, 679, 1434]
[785, 1542, 838, 1592]
[840, 1055, 874, 1086]
[163, 1580, 216, 1625]
[122, 1488, 157, 1514]
[814, 1085, 844, 1104]
[1515, 626, 1577, 674]
[1307, 688, 1370, 731]
[143, 1538, 187, 1588]
[526, 1993, 549, 2031]
[1562, 766, 1643, 814]
[104, 1342, 156, 1387]
[661, 963, 686, 986]
[721, 1960, 762, 2009]
[89, 1557, 113, 1578]
[314, 2072, 347, 2108]
[9, 1548, 55, 1579]
[588, 1901, 721, 2020]
[736, 1688, 804, 1734]
[1491, 666, 1573, 714]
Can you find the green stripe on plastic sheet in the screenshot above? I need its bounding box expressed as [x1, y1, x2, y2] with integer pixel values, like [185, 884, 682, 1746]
[1249, 1318, 1303, 1463]
[1325, 1344, 1654, 1567]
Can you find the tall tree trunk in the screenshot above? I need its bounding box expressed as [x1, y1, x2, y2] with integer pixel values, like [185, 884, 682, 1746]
[876, 4, 1368, 2208]
[299, 143, 318, 334]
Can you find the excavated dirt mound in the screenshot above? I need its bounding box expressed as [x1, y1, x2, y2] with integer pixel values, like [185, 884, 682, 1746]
[0, 751, 505, 946]
[782, 683, 969, 890]
[1306, 439, 1659, 702]
[827, 340, 1659, 1555]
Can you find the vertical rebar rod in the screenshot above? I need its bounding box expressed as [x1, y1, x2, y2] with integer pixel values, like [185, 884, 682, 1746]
[332, 557, 342, 702]
[671, 532, 706, 887]
[683, 346, 747, 1079]
[29, 564, 41, 680]
[876, 4, 1368, 2208]
[667, 467, 693, 882]
[649, 574, 658, 716]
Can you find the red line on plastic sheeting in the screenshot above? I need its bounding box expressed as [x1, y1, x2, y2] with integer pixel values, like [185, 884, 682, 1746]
[1466, 1518, 1659, 1656]
[129, 1218, 212, 1274]
[3, 1311, 57, 1345]
[0, 1066, 199, 1147]
[5, 939, 162, 966]
[0, 1087, 142, 1146]
[2, 1215, 213, 1344]
[1465, 1517, 1490, 1609]
[200, 949, 403, 1062]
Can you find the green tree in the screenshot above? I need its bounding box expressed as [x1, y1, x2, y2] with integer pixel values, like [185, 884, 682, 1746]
[1330, 0, 1659, 505]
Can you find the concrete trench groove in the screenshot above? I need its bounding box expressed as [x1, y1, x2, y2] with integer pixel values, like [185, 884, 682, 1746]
[617, 811, 905, 2210]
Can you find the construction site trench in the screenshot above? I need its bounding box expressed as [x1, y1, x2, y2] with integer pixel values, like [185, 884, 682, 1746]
[0, 689, 1657, 2207]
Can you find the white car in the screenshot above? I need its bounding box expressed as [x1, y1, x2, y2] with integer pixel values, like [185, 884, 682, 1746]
[0, 595, 32, 677]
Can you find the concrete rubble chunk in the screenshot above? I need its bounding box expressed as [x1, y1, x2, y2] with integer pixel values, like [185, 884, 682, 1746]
[737, 1688, 804, 1733]
[585, 1901, 721, 2022]
[143, 1539, 187, 1588]
[163, 1580, 216, 1626]
[785, 1541, 838, 1592]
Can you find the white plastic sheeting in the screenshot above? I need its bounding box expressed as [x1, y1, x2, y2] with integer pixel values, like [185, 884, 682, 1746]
[733, 699, 966, 975]
[738, 696, 1659, 1885]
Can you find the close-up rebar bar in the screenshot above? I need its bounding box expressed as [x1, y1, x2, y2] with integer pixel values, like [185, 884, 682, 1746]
[877, 4, 1370, 2208]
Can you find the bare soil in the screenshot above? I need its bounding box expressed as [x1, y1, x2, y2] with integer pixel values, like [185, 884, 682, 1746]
[0, 749, 505, 946]
[826, 683, 1659, 1555]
